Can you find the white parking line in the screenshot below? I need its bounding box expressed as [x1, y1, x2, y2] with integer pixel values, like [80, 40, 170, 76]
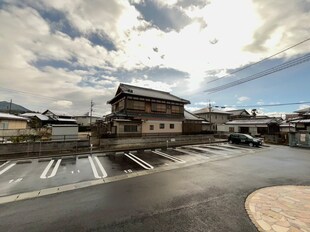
[191, 146, 228, 155]
[48, 159, 62, 178]
[88, 156, 101, 179]
[40, 160, 54, 179]
[15, 178, 23, 183]
[152, 150, 186, 163]
[124, 153, 154, 170]
[40, 159, 62, 179]
[94, 156, 108, 178]
[201, 145, 235, 152]
[0, 161, 9, 169]
[0, 163, 16, 176]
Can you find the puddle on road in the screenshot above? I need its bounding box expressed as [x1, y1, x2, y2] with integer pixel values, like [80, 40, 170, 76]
[60, 157, 77, 166]
[106, 154, 143, 171]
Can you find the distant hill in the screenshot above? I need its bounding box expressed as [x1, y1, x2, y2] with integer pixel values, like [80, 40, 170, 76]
[0, 101, 32, 114]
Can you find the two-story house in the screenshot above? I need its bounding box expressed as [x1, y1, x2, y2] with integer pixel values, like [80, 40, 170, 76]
[192, 107, 231, 132]
[105, 83, 190, 137]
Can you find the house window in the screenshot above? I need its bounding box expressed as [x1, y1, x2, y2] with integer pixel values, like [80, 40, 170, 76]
[127, 100, 145, 111]
[229, 127, 234, 132]
[171, 105, 182, 114]
[151, 103, 166, 112]
[0, 121, 9, 129]
[170, 124, 174, 129]
[215, 115, 217, 119]
[124, 125, 138, 132]
[150, 125, 154, 130]
[160, 123, 165, 129]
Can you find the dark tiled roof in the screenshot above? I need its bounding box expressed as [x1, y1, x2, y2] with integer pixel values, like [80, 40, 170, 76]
[108, 83, 190, 104]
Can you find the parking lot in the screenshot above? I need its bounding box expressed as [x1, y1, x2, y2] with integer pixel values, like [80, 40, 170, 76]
[0, 143, 266, 197]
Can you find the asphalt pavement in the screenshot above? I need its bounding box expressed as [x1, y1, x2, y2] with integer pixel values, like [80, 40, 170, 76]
[0, 145, 309, 231]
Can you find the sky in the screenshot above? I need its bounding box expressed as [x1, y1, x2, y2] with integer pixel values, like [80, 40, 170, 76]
[0, 0, 309, 117]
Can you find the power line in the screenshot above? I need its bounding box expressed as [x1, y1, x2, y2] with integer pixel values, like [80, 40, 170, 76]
[215, 101, 310, 109]
[207, 37, 310, 83]
[204, 53, 310, 93]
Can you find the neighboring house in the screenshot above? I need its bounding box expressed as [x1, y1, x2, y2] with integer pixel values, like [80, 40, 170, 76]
[21, 110, 77, 127]
[287, 107, 310, 147]
[21, 113, 52, 128]
[226, 109, 251, 120]
[279, 121, 296, 133]
[192, 107, 231, 132]
[105, 83, 190, 137]
[183, 110, 209, 134]
[0, 113, 28, 130]
[74, 115, 101, 127]
[42, 110, 77, 124]
[218, 117, 281, 136]
[288, 107, 310, 132]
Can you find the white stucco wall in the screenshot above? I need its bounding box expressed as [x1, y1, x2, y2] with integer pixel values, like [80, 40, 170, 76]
[142, 120, 182, 134]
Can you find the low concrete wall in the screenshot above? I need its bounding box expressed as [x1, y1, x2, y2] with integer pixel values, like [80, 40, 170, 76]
[0, 140, 90, 159]
[98, 134, 223, 152]
[289, 132, 310, 148]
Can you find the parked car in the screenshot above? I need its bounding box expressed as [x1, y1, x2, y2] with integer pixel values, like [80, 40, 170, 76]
[228, 133, 262, 147]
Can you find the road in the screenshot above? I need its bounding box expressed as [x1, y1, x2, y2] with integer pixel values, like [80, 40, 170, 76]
[0, 145, 309, 231]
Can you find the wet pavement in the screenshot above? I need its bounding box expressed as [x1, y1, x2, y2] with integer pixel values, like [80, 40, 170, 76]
[0, 143, 260, 197]
[0, 145, 309, 231]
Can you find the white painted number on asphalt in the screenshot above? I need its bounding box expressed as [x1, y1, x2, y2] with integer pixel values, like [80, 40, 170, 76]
[8, 178, 23, 184]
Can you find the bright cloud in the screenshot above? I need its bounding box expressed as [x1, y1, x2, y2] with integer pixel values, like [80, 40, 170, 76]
[0, 0, 309, 115]
[237, 96, 250, 102]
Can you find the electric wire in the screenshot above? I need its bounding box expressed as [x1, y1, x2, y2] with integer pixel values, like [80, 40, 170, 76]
[204, 53, 310, 93]
[207, 37, 310, 83]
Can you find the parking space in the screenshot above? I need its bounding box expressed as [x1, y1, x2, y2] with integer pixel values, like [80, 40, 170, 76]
[95, 153, 144, 175]
[132, 151, 176, 167]
[0, 160, 49, 196]
[196, 145, 236, 154]
[0, 143, 268, 197]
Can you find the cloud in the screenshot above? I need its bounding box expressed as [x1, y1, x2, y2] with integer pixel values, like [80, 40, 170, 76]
[133, 0, 189, 32]
[257, 100, 264, 105]
[1, 0, 309, 117]
[245, 0, 310, 55]
[128, 78, 176, 92]
[194, 101, 216, 106]
[298, 104, 310, 110]
[237, 96, 250, 102]
[52, 100, 73, 108]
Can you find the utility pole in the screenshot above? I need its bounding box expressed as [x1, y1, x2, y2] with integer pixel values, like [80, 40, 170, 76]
[90, 100, 94, 126]
[208, 100, 212, 132]
[9, 99, 12, 114]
